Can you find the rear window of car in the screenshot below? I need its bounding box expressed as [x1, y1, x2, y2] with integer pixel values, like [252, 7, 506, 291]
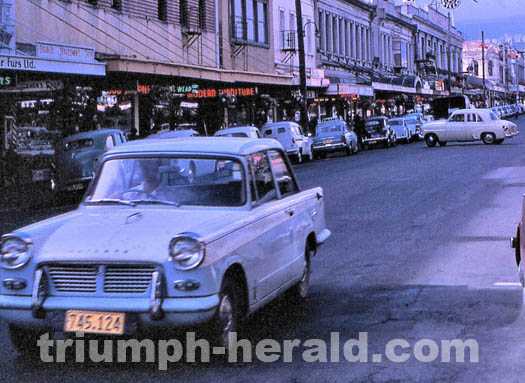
[317, 125, 342, 134]
[217, 132, 248, 137]
[64, 138, 94, 151]
[264, 129, 273, 136]
[389, 120, 403, 126]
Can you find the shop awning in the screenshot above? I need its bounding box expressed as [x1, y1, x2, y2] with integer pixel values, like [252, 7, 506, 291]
[104, 57, 293, 86]
[372, 75, 423, 94]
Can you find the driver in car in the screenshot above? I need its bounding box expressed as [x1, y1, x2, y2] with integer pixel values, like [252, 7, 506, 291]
[124, 158, 170, 200]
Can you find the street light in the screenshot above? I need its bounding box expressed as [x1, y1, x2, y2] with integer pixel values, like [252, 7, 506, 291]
[441, 0, 460, 94]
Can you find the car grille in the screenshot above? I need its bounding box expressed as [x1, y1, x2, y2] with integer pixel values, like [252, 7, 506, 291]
[45, 264, 156, 294]
[104, 266, 155, 294]
[48, 265, 97, 293]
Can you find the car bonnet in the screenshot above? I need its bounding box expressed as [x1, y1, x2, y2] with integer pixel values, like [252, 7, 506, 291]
[36, 208, 250, 264]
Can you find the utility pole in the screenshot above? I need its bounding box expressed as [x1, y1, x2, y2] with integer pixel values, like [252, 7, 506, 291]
[481, 30, 486, 106]
[295, 0, 308, 132]
[447, 11, 452, 94]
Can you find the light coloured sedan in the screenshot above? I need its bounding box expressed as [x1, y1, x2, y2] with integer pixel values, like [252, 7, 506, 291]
[421, 108, 519, 147]
[0, 137, 331, 356]
[388, 117, 410, 143]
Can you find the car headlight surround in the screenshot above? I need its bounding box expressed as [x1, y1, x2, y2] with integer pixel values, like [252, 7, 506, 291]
[1, 235, 33, 270]
[169, 233, 205, 271]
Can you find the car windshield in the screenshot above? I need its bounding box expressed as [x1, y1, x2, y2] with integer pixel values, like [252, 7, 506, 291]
[316, 125, 342, 134]
[490, 112, 499, 120]
[86, 156, 246, 207]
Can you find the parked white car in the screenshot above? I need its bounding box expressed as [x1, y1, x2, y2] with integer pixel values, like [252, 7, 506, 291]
[421, 108, 519, 147]
[0, 137, 331, 356]
[261, 121, 313, 163]
[388, 117, 411, 143]
[214, 126, 262, 139]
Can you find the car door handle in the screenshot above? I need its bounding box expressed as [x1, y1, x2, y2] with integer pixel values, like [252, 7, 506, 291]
[285, 208, 295, 216]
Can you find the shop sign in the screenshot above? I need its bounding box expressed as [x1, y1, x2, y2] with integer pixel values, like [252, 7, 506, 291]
[434, 81, 444, 91]
[0, 54, 105, 75]
[0, 75, 12, 86]
[36, 42, 95, 63]
[187, 87, 258, 99]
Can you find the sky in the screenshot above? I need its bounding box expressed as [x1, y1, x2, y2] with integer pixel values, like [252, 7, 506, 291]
[394, 0, 525, 22]
[395, 0, 525, 39]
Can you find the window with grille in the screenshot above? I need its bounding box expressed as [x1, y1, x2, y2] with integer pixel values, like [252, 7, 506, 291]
[158, 0, 167, 21]
[111, 0, 122, 10]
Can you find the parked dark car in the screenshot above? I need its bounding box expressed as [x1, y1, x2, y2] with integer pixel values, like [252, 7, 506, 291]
[362, 117, 396, 149]
[311, 118, 358, 158]
[54, 129, 127, 196]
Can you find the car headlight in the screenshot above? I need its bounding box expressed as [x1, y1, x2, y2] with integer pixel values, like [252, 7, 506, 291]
[1, 236, 32, 269]
[169, 233, 204, 271]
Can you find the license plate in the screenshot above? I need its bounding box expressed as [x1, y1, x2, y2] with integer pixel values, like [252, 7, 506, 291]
[323, 139, 333, 144]
[368, 140, 377, 145]
[64, 310, 125, 335]
[66, 183, 84, 191]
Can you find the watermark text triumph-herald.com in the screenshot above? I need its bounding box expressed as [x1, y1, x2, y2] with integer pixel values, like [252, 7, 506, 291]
[36, 332, 479, 369]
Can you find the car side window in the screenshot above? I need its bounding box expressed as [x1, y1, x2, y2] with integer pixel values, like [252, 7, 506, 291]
[268, 149, 299, 197]
[105, 135, 116, 149]
[450, 114, 465, 122]
[264, 129, 272, 136]
[250, 151, 277, 204]
[278, 127, 286, 134]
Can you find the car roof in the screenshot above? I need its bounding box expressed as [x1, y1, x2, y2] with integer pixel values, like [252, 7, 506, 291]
[214, 126, 258, 135]
[147, 129, 199, 139]
[63, 129, 122, 142]
[105, 137, 283, 156]
[262, 121, 300, 129]
[388, 117, 405, 121]
[451, 108, 491, 114]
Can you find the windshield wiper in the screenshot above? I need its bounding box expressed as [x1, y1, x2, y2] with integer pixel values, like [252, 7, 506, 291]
[131, 199, 181, 207]
[86, 198, 136, 207]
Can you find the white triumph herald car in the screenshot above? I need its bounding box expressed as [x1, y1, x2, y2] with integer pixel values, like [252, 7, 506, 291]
[422, 108, 519, 147]
[0, 137, 331, 354]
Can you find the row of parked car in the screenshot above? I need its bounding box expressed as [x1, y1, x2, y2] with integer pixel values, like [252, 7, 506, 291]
[490, 103, 525, 119]
[51, 104, 521, 197]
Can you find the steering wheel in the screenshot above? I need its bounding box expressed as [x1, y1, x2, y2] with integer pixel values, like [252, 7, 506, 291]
[121, 187, 150, 200]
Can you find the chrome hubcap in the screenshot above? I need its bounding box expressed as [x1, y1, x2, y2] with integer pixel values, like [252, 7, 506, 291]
[218, 294, 233, 344]
[298, 257, 310, 297]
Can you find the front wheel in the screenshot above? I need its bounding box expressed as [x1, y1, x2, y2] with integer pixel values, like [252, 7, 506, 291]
[211, 278, 241, 349]
[482, 132, 496, 145]
[289, 241, 313, 302]
[425, 134, 438, 147]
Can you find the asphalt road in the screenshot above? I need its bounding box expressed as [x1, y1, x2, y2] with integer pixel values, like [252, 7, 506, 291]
[2, 121, 525, 382]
